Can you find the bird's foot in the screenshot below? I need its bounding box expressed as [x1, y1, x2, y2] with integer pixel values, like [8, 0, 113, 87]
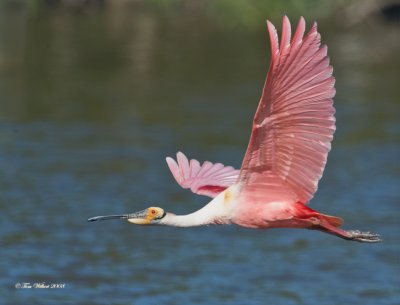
[346, 230, 381, 243]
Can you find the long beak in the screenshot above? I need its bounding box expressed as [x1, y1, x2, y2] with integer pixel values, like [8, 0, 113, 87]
[88, 214, 129, 222]
[88, 209, 148, 224]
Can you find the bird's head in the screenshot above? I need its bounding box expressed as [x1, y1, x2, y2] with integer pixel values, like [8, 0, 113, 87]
[126, 207, 166, 225]
[88, 206, 167, 225]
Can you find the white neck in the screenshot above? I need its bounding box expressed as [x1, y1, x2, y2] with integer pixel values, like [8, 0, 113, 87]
[158, 188, 235, 227]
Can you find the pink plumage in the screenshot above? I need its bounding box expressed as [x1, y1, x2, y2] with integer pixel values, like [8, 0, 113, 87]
[167, 16, 335, 207]
[166, 151, 240, 198]
[239, 16, 336, 204]
[90, 16, 380, 243]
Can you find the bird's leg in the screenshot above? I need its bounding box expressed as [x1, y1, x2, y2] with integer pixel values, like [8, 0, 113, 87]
[294, 206, 381, 243]
[343, 230, 382, 243]
[312, 222, 381, 243]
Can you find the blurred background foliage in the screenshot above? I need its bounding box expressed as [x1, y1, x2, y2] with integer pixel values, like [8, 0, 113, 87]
[0, 0, 399, 125]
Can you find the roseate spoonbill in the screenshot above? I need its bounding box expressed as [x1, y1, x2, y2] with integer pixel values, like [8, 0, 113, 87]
[89, 16, 380, 243]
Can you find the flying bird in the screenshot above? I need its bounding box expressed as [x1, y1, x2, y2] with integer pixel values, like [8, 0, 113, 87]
[89, 16, 380, 243]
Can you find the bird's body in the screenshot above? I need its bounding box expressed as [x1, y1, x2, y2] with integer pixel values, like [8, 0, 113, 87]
[89, 16, 380, 243]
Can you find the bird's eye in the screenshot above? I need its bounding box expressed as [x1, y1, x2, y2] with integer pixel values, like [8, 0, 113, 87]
[151, 209, 156, 214]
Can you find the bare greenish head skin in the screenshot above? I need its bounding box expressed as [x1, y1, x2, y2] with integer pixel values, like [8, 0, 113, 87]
[126, 207, 166, 225]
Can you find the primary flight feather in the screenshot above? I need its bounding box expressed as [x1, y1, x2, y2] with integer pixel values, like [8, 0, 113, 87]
[89, 16, 380, 243]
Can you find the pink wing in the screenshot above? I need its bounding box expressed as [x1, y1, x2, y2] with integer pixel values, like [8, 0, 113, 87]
[238, 16, 336, 204]
[166, 151, 240, 198]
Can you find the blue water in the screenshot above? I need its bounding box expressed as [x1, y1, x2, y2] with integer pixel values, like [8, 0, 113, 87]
[1, 2, 399, 305]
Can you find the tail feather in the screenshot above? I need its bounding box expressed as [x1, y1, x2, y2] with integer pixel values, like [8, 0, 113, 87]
[293, 202, 343, 227]
[319, 213, 343, 227]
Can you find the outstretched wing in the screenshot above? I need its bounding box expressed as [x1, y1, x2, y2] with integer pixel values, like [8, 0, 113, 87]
[238, 16, 336, 204]
[166, 151, 240, 198]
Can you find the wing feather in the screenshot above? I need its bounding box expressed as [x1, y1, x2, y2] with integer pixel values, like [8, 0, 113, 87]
[167, 152, 240, 198]
[238, 16, 336, 204]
